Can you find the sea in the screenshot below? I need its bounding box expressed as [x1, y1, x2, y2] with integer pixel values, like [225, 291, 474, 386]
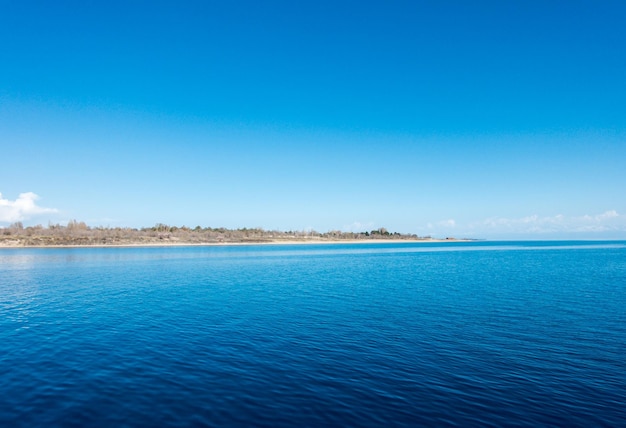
[1, 241, 625, 427]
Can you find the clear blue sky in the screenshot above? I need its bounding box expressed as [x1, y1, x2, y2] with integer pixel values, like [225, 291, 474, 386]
[1, 1, 625, 239]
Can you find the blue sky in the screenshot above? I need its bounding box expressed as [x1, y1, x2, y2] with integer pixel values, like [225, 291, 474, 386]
[1, 1, 625, 239]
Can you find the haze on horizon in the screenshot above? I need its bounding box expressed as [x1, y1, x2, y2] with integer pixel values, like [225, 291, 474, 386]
[1, 1, 625, 239]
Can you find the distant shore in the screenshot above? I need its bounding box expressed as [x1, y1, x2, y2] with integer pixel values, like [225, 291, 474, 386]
[0, 237, 470, 249]
[0, 222, 472, 248]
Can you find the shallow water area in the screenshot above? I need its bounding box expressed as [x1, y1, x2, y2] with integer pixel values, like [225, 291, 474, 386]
[1, 241, 625, 426]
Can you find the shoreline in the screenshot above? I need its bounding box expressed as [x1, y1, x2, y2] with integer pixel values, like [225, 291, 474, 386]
[0, 238, 471, 249]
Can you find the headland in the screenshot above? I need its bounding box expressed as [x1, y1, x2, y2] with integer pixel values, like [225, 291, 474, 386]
[0, 222, 470, 248]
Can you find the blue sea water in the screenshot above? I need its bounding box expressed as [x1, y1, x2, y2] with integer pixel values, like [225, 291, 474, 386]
[1, 241, 625, 427]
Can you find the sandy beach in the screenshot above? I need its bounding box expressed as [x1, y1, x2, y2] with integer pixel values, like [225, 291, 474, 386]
[0, 237, 468, 249]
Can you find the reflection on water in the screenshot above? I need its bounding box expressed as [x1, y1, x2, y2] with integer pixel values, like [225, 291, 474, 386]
[1, 240, 624, 267]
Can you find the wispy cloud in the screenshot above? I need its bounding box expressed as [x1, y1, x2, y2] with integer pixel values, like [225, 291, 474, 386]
[477, 210, 624, 235]
[423, 218, 457, 237]
[438, 219, 456, 228]
[0, 192, 58, 223]
[343, 221, 375, 233]
[426, 219, 456, 229]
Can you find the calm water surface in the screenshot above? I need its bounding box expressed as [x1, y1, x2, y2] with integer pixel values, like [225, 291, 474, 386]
[1, 241, 625, 427]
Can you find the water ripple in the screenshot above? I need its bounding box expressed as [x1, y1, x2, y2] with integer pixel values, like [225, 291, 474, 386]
[1, 241, 625, 426]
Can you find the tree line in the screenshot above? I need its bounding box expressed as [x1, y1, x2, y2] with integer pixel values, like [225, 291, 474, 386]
[1, 221, 427, 246]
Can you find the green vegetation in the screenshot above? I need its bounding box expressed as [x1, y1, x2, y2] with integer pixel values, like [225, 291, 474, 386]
[0, 221, 429, 247]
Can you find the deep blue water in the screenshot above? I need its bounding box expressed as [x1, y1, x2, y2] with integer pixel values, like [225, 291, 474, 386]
[1, 241, 625, 427]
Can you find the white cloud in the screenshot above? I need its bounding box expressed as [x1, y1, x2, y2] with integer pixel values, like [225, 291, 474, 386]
[343, 221, 375, 233]
[438, 219, 456, 228]
[595, 210, 618, 221]
[0, 192, 58, 223]
[420, 219, 456, 237]
[477, 210, 624, 235]
[426, 219, 455, 229]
